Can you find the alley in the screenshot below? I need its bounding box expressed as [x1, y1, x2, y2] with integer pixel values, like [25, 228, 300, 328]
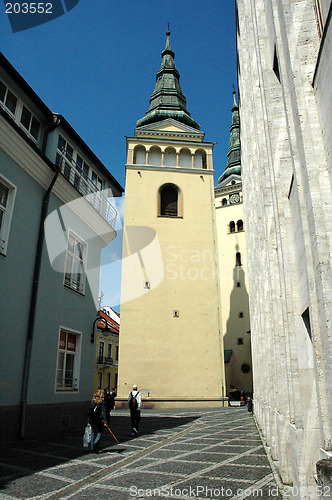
[0, 408, 282, 499]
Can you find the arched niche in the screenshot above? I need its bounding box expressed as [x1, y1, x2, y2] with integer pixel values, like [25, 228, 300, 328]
[179, 148, 192, 168]
[148, 146, 162, 166]
[164, 147, 177, 167]
[133, 145, 146, 165]
[194, 149, 207, 169]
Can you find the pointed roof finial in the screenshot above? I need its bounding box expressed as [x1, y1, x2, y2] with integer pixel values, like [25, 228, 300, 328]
[164, 24, 172, 54]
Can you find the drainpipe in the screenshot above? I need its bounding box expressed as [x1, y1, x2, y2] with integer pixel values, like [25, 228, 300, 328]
[20, 167, 59, 439]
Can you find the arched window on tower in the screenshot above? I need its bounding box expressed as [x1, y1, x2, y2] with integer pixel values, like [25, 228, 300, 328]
[159, 184, 179, 217]
[222, 198, 227, 206]
[229, 221, 235, 233]
[237, 219, 243, 231]
[236, 251, 242, 266]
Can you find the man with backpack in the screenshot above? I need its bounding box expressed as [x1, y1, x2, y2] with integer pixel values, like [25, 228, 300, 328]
[128, 384, 141, 436]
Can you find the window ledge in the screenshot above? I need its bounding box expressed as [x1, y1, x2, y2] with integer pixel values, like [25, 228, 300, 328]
[158, 215, 183, 219]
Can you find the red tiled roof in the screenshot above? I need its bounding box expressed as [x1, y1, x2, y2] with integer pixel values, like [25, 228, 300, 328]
[97, 309, 119, 334]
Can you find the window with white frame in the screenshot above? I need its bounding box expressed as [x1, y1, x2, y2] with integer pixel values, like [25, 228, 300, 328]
[64, 231, 87, 295]
[0, 176, 16, 256]
[56, 329, 80, 391]
[56, 134, 103, 196]
[0, 80, 40, 141]
[20, 105, 40, 140]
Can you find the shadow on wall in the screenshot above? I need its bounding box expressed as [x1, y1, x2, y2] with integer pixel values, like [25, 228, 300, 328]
[223, 255, 252, 398]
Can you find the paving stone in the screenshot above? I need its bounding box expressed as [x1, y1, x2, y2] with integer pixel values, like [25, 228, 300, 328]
[46, 462, 101, 480]
[201, 463, 271, 481]
[2, 453, 65, 472]
[185, 451, 240, 463]
[231, 453, 270, 467]
[0, 473, 69, 498]
[122, 457, 159, 469]
[141, 458, 207, 475]
[101, 470, 178, 488]
[206, 443, 257, 453]
[145, 449, 185, 460]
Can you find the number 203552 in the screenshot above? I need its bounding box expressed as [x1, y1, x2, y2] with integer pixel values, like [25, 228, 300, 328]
[5, 3, 53, 14]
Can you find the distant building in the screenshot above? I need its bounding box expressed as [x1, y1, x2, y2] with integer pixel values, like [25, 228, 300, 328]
[214, 93, 252, 398]
[0, 52, 123, 440]
[236, 0, 332, 496]
[93, 308, 120, 392]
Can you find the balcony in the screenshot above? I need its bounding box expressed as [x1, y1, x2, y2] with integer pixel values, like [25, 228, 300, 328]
[96, 356, 113, 366]
[56, 150, 117, 229]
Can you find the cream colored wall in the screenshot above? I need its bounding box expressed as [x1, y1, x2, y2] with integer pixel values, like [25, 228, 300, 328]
[215, 194, 252, 395]
[118, 148, 226, 407]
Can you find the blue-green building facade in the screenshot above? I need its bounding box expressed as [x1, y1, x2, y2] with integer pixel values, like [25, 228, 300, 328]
[0, 53, 123, 440]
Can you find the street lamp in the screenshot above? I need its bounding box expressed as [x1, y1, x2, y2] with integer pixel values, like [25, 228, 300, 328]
[91, 316, 112, 343]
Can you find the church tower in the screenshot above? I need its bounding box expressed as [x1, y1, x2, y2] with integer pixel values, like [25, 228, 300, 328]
[117, 31, 226, 408]
[214, 92, 252, 397]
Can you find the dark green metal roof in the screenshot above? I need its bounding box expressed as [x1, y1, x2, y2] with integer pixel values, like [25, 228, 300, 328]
[216, 92, 241, 186]
[136, 31, 201, 131]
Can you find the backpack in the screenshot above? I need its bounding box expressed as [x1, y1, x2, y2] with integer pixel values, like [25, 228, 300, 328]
[129, 392, 138, 411]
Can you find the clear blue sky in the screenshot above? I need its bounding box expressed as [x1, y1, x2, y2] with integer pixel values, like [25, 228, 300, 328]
[1, 0, 237, 309]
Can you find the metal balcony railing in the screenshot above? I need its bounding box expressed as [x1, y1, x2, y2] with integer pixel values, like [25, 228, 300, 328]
[64, 274, 85, 295]
[56, 377, 78, 391]
[57, 150, 117, 229]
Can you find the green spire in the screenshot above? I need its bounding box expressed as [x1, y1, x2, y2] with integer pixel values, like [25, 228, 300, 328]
[136, 30, 200, 130]
[217, 92, 241, 185]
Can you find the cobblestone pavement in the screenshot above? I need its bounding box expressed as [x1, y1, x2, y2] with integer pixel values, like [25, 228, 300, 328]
[0, 407, 283, 499]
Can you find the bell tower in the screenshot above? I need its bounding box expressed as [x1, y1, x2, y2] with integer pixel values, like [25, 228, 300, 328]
[117, 31, 226, 408]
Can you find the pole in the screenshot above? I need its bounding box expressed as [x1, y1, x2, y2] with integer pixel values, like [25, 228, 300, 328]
[102, 420, 119, 444]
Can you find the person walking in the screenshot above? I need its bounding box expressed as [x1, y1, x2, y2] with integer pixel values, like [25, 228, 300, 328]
[128, 384, 141, 437]
[88, 389, 107, 453]
[103, 388, 114, 427]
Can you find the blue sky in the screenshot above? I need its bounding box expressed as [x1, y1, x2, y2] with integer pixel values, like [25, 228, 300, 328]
[1, 0, 237, 309]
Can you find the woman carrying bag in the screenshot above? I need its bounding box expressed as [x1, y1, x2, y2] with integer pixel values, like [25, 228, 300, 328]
[87, 389, 107, 453]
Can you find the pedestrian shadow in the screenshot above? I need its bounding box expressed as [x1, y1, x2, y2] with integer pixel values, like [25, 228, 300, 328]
[0, 412, 199, 494]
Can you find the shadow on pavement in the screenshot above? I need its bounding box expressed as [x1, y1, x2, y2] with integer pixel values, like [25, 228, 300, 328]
[0, 413, 199, 492]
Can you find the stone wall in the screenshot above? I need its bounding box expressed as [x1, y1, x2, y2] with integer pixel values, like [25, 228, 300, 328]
[236, 0, 332, 498]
